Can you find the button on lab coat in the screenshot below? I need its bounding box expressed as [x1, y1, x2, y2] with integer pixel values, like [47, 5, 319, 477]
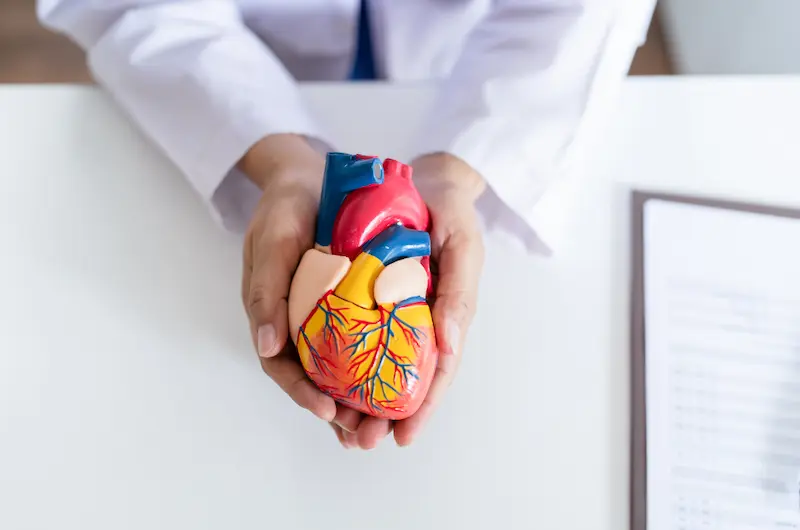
[38, 0, 656, 253]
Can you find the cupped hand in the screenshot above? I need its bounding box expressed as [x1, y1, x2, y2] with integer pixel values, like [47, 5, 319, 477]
[240, 139, 484, 450]
[329, 152, 486, 450]
[391, 152, 487, 447]
[239, 134, 394, 449]
[240, 134, 337, 422]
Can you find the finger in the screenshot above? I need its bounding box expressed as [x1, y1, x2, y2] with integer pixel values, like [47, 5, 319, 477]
[332, 403, 363, 433]
[342, 429, 359, 449]
[392, 287, 472, 447]
[247, 227, 305, 358]
[260, 348, 336, 422]
[434, 226, 483, 309]
[330, 406, 362, 449]
[254, 299, 288, 359]
[393, 222, 482, 447]
[393, 291, 469, 447]
[393, 358, 452, 446]
[330, 423, 348, 448]
[432, 224, 483, 366]
[356, 416, 392, 450]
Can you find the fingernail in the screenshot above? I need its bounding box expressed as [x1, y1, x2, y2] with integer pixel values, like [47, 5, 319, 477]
[342, 430, 358, 449]
[333, 420, 354, 433]
[257, 324, 277, 358]
[445, 318, 460, 356]
[337, 434, 352, 450]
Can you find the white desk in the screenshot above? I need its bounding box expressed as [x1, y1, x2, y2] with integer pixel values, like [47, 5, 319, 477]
[2, 79, 800, 530]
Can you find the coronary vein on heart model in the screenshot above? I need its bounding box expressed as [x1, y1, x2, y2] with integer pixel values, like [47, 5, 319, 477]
[287, 152, 438, 420]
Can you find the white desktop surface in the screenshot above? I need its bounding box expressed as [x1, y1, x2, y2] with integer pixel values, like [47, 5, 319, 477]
[2, 79, 800, 530]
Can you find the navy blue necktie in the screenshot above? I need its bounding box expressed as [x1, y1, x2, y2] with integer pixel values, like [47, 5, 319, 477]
[349, 0, 376, 80]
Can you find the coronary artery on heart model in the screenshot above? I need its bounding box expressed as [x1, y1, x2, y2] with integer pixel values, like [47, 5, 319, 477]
[287, 153, 438, 420]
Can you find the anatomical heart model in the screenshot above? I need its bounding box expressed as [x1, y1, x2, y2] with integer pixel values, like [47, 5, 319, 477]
[288, 152, 437, 420]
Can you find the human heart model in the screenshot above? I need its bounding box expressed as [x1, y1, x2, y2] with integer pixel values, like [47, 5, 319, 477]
[288, 152, 437, 420]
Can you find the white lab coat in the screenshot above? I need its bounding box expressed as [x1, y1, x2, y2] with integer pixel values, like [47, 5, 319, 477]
[38, 0, 655, 252]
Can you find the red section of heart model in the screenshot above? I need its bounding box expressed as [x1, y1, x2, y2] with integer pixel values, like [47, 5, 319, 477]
[330, 157, 432, 294]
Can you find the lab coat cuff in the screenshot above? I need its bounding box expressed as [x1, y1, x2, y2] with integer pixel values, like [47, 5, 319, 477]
[192, 116, 334, 234]
[191, 110, 331, 203]
[413, 127, 562, 256]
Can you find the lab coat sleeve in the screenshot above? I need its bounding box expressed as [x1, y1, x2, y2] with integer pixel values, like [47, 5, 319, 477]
[37, 0, 333, 233]
[410, 0, 656, 253]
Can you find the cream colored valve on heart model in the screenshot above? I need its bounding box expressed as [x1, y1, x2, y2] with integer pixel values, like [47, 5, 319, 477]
[289, 249, 428, 344]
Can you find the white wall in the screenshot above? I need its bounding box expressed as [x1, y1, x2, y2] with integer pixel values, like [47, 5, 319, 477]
[659, 0, 800, 74]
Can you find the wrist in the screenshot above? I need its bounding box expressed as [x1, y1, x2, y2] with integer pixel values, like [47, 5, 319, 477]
[412, 152, 486, 202]
[238, 134, 325, 191]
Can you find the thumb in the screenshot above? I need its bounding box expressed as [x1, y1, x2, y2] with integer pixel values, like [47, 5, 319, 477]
[246, 232, 302, 358]
[244, 227, 338, 423]
[430, 214, 484, 375]
[254, 301, 288, 359]
[391, 210, 484, 447]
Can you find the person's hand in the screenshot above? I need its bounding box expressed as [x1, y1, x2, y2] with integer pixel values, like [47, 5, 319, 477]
[239, 135, 396, 447]
[390, 152, 487, 446]
[239, 134, 339, 423]
[335, 152, 487, 449]
[240, 139, 484, 450]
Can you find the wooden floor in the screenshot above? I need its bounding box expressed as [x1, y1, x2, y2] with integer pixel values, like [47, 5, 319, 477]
[0, 0, 672, 83]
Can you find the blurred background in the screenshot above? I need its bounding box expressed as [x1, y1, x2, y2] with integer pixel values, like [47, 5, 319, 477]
[1, 0, 674, 82]
[3, 0, 800, 82]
